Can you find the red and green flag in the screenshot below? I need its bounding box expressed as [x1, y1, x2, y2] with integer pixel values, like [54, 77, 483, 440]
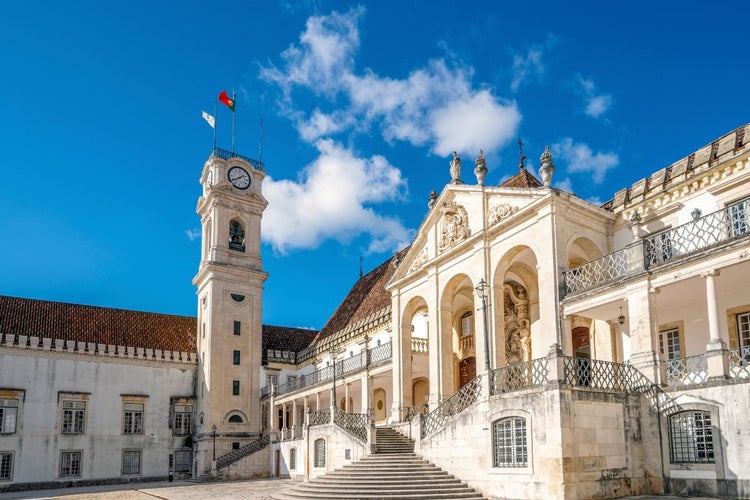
[218, 90, 235, 111]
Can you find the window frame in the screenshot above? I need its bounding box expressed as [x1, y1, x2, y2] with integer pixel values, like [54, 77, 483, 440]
[172, 405, 193, 437]
[121, 449, 142, 476]
[233, 320, 241, 336]
[0, 451, 13, 481]
[233, 350, 241, 365]
[313, 438, 326, 468]
[59, 450, 82, 478]
[289, 447, 297, 470]
[228, 219, 246, 252]
[668, 410, 715, 464]
[173, 449, 191, 473]
[492, 417, 528, 468]
[61, 400, 86, 435]
[123, 403, 145, 435]
[0, 399, 19, 435]
[232, 380, 240, 396]
[460, 310, 474, 337]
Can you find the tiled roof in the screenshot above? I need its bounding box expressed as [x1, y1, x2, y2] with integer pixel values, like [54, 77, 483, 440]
[0, 295, 197, 352]
[312, 248, 406, 345]
[262, 324, 318, 359]
[499, 167, 543, 188]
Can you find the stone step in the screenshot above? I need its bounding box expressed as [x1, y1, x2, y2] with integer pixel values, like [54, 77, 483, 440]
[273, 488, 483, 499]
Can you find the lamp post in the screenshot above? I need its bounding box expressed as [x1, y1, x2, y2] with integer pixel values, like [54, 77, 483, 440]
[211, 424, 217, 461]
[475, 279, 491, 372]
[330, 347, 343, 409]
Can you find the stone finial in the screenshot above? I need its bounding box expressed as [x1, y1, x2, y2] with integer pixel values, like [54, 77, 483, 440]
[474, 149, 487, 186]
[450, 151, 462, 184]
[428, 190, 438, 209]
[539, 145, 555, 187]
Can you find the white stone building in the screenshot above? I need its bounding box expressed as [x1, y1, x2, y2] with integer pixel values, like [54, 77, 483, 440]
[1, 123, 749, 498]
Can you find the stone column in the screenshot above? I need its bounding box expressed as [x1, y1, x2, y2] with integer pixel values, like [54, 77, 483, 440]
[344, 383, 350, 412]
[704, 270, 729, 379]
[626, 282, 663, 384]
[360, 372, 372, 416]
[315, 392, 320, 411]
[292, 399, 298, 433]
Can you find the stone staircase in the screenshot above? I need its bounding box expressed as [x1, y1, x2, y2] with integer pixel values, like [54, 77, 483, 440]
[271, 427, 484, 499]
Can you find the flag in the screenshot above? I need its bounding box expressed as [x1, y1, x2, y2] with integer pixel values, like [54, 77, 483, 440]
[218, 90, 235, 111]
[201, 111, 215, 128]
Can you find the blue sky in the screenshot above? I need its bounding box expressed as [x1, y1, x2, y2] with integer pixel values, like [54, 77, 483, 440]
[2, 1, 749, 330]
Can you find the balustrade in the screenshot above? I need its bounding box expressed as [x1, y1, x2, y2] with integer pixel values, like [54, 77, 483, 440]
[411, 337, 428, 353]
[729, 346, 750, 379]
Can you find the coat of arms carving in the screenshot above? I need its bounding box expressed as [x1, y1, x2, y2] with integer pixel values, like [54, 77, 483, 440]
[438, 201, 470, 252]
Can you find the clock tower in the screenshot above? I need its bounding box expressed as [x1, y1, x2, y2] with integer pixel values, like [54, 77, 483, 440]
[192, 149, 268, 474]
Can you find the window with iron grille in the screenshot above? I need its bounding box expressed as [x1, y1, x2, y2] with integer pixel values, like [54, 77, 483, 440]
[0, 452, 13, 480]
[61, 401, 85, 434]
[314, 438, 326, 468]
[289, 448, 297, 470]
[173, 405, 192, 436]
[122, 450, 141, 475]
[233, 320, 241, 336]
[232, 380, 240, 396]
[0, 400, 18, 435]
[669, 411, 715, 463]
[493, 417, 527, 467]
[60, 451, 82, 477]
[123, 403, 144, 434]
[174, 449, 191, 473]
[233, 350, 241, 365]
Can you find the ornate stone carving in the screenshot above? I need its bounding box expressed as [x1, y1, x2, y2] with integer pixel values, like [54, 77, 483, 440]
[488, 203, 519, 226]
[474, 150, 487, 186]
[408, 248, 428, 273]
[504, 282, 531, 364]
[449, 152, 463, 184]
[539, 145, 555, 187]
[438, 201, 470, 252]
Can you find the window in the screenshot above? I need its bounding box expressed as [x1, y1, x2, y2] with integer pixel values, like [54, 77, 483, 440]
[267, 375, 278, 387]
[669, 411, 714, 463]
[61, 401, 85, 434]
[0, 452, 12, 481]
[228, 415, 243, 423]
[287, 375, 298, 390]
[60, 451, 82, 478]
[289, 448, 297, 470]
[229, 219, 245, 252]
[314, 438, 326, 468]
[233, 350, 241, 365]
[460, 311, 473, 337]
[738, 311, 750, 350]
[493, 417, 527, 467]
[232, 380, 240, 396]
[233, 320, 241, 336]
[173, 405, 192, 436]
[728, 197, 749, 237]
[123, 403, 144, 434]
[122, 450, 142, 475]
[659, 328, 682, 360]
[174, 450, 191, 473]
[232, 442, 240, 450]
[0, 400, 18, 435]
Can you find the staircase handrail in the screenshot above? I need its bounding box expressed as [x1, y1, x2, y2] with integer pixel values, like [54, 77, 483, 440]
[332, 407, 370, 443]
[421, 375, 482, 439]
[215, 435, 270, 470]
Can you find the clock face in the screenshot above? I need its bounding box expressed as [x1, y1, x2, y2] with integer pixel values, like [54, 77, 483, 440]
[227, 166, 251, 190]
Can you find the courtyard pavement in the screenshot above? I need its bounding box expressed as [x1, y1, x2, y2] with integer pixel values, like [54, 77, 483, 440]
[0, 479, 720, 500]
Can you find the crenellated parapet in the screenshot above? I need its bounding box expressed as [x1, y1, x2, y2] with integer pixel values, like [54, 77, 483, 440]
[609, 124, 749, 216]
[0, 333, 196, 365]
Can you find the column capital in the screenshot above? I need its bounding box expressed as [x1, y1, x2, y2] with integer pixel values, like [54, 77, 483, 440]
[701, 269, 721, 279]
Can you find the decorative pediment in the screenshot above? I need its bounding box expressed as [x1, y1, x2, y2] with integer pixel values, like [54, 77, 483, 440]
[438, 201, 470, 253]
[488, 203, 519, 226]
[407, 247, 428, 273]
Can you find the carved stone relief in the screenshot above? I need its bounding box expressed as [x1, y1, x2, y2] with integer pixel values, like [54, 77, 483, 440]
[438, 201, 470, 252]
[503, 282, 531, 364]
[488, 203, 519, 226]
[408, 247, 428, 273]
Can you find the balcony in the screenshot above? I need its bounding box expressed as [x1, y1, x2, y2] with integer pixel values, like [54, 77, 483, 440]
[411, 337, 428, 353]
[564, 198, 750, 297]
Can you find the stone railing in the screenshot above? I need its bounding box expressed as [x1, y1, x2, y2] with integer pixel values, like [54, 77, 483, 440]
[332, 407, 370, 442]
[490, 357, 548, 395]
[266, 342, 392, 399]
[458, 335, 474, 352]
[563, 198, 750, 296]
[729, 346, 750, 379]
[664, 354, 708, 387]
[421, 375, 482, 439]
[216, 435, 270, 471]
[0, 333, 195, 365]
[411, 338, 428, 353]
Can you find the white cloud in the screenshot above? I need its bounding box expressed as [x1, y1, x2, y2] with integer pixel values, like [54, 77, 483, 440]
[262, 140, 413, 254]
[554, 177, 573, 193]
[510, 48, 544, 92]
[185, 228, 200, 241]
[552, 138, 618, 184]
[576, 75, 612, 118]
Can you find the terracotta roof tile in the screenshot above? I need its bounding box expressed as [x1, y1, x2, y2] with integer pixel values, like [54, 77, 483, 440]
[262, 324, 318, 361]
[499, 167, 543, 188]
[0, 295, 196, 352]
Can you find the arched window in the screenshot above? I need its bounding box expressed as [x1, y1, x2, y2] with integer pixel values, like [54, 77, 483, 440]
[460, 311, 473, 337]
[669, 411, 714, 463]
[289, 448, 297, 470]
[228, 415, 244, 423]
[229, 219, 245, 252]
[314, 438, 326, 468]
[493, 417, 527, 467]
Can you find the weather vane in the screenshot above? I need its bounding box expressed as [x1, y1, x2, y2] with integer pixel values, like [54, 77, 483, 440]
[518, 138, 527, 170]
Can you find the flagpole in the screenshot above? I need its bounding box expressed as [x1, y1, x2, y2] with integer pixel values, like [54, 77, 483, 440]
[231, 88, 236, 154]
[213, 100, 217, 150]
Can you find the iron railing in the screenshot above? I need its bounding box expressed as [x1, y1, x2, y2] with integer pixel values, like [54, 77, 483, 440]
[369, 341, 392, 366]
[216, 435, 270, 470]
[562, 356, 633, 391]
[308, 408, 332, 427]
[664, 354, 708, 387]
[729, 346, 750, 379]
[211, 147, 264, 171]
[421, 375, 482, 439]
[563, 199, 750, 296]
[490, 357, 548, 395]
[402, 404, 429, 422]
[332, 407, 370, 442]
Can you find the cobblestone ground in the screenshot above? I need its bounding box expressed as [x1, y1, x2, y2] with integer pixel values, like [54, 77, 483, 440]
[0, 479, 297, 500]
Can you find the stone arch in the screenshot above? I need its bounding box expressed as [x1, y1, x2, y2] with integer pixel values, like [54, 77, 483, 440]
[439, 273, 477, 395]
[225, 409, 248, 424]
[566, 235, 603, 268]
[399, 295, 429, 414]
